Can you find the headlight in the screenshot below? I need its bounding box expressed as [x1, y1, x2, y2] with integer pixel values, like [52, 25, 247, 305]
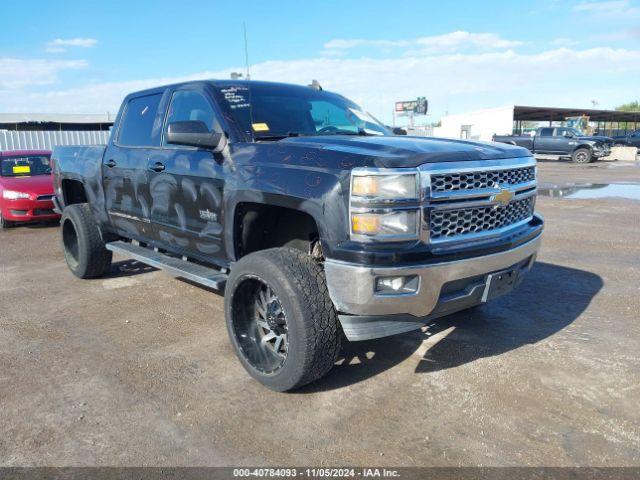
[349, 169, 421, 242]
[351, 173, 418, 201]
[351, 210, 419, 239]
[2, 190, 30, 200]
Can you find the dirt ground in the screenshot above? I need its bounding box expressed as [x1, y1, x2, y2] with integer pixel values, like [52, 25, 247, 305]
[1, 159, 639, 467]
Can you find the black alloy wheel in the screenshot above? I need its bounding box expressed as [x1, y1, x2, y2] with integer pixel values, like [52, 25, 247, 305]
[230, 277, 289, 374]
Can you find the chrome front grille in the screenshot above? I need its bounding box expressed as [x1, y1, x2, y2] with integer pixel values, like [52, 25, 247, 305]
[420, 158, 538, 245]
[430, 196, 535, 240]
[431, 166, 535, 193]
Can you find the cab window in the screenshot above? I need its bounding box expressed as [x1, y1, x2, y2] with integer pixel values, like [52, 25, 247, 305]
[164, 90, 218, 141]
[118, 93, 163, 147]
[539, 128, 553, 137]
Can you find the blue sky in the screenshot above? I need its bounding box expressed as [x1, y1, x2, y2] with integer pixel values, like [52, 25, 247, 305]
[1, 0, 639, 123]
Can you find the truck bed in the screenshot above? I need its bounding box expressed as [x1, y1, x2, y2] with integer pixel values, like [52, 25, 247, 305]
[52, 145, 108, 220]
[493, 135, 534, 150]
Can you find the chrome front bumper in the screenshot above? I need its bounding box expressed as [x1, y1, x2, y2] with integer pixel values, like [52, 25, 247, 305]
[324, 232, 542, 340]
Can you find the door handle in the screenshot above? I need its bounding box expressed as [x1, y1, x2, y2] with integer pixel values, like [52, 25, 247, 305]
[149, 162, 166, 173]
[105, 159, 117, 168]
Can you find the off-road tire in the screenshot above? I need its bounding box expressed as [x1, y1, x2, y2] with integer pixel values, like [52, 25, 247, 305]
[60, 203, 112, 278]
[572, 148, 592, 164]
[224, 247, 342, 391]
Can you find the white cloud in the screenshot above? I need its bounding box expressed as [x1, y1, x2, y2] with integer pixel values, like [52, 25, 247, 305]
[592, 27, 640, 41]
[409, 31, 523, 54]
[0, 58, 88, 89]
[323, 31, 522, 56]
[324, 38, 408, 50]
[0, 71, 223, 114]
[46, 38, 98, 53]
[574, 0, 627, 11]
[573, 0, 640, 17]
[2, 46, 639, 122]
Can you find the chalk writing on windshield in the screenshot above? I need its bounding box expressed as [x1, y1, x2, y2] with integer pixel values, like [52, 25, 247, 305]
[220, 87, 250, 110]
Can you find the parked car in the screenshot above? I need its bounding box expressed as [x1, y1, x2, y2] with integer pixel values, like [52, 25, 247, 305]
[493, 127, 613, 163]
[52, 80, 543, 391]
[612, 130, 640, 148]
[385, 125, 408, 135]
[0, 150, 60, 228]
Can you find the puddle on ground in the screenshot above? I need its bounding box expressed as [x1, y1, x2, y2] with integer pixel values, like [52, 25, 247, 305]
[537, 183, 640, 201]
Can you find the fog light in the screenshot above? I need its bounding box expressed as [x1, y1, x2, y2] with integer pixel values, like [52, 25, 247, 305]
[375, 275, 419, 295]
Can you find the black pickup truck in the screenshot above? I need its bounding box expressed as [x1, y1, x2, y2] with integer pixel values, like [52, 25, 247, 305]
[493, 127, 612, 163]
[612, 130, 640, 148]
[52, 80, 543, 391]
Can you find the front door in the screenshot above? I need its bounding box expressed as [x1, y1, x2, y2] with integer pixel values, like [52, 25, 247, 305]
[147, 87, 226, 263]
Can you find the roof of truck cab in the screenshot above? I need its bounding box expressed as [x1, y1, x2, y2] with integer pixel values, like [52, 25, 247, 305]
[123, 80, 324, 99]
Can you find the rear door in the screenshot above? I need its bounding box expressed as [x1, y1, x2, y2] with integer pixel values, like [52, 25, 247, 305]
[147, 86, 227, 262]
[103, 92, 165, 240]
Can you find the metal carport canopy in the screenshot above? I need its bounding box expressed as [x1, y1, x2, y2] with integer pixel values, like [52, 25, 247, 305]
[513, 105, 640, 122]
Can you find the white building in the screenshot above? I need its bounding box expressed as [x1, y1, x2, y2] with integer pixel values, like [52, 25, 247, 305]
[434, 106, 516, 142]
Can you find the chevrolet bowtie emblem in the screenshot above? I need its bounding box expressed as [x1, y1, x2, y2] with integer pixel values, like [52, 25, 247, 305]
[492, 187, 514, 207]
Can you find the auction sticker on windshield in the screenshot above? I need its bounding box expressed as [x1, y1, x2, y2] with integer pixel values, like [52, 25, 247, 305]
[252, 123, 270, 132]
[13, 165, 30, 174]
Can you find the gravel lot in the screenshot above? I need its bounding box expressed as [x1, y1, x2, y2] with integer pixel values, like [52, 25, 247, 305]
[1, 159, 639, 467]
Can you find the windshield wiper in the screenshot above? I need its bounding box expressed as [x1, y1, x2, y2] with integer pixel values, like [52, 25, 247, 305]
[357, 127, 385, 136]
[254, 131, 311, 141]
[322, 128, 382, 137]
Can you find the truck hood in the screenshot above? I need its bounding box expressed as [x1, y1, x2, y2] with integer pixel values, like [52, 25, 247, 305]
[577, 135, 612, 143]
[0, 174, 55, 196]
[278, 135, 532, 168]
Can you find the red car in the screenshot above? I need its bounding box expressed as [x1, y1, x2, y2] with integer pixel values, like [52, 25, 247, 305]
[0, 150, 60, 228]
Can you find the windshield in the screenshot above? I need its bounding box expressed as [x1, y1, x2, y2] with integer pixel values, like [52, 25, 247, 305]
[0, 155, 52, 177]
[212, 83, 389, 140]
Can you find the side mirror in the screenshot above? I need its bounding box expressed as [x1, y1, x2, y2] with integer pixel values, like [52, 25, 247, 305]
[166, 121, 227, 152]
[392, 127, 407, 135]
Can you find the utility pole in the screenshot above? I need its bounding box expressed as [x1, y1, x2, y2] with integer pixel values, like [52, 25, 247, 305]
[243, 22, 251, 80]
